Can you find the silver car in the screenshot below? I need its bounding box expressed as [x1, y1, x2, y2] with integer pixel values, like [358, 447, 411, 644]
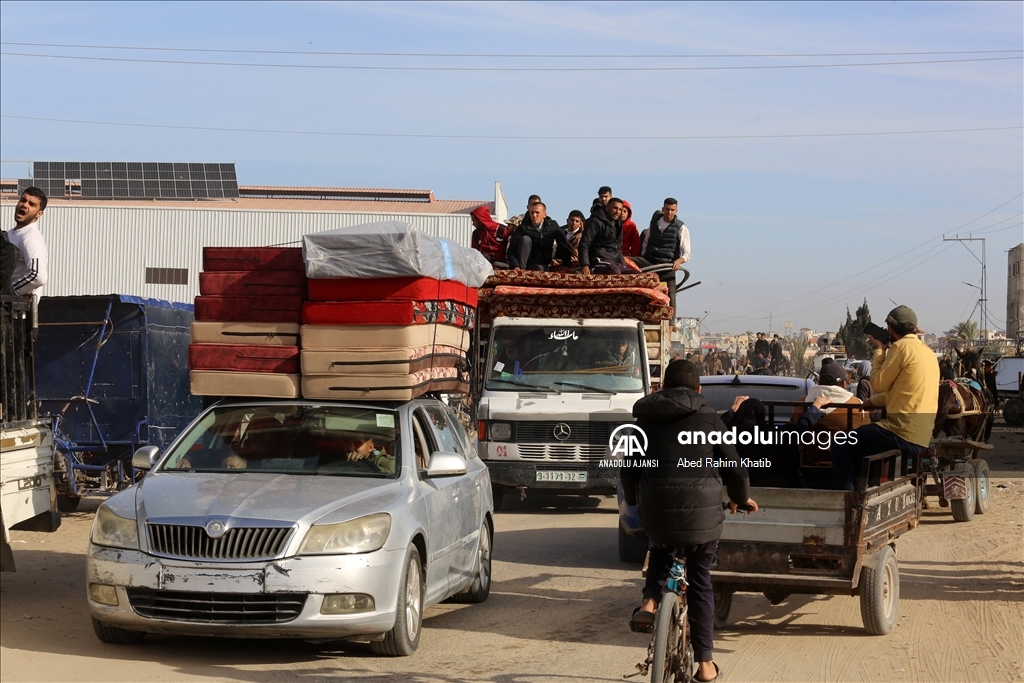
[86, 399, 493, 656]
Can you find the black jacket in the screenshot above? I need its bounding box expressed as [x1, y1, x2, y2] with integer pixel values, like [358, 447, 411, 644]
[579, 204, 624, 267]
[642, 211, 685, 264]
[508, 216, 568, 268]
[621, 387, 750, 547]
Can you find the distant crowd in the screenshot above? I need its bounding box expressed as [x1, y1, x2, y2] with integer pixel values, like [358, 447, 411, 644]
[470, 186, 690, 301]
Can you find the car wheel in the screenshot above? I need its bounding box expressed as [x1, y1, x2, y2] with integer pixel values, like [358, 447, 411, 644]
[372, 545, 423, 656]
[452, 520, 492, 604]
[91, 618, 146, 645]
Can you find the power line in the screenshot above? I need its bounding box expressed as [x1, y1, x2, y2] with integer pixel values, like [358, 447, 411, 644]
[3, 41, 1021, 59]
[2, 114, 1019, 141]
[711, 193, 1023, 323]
[1, 51, 1020, 72]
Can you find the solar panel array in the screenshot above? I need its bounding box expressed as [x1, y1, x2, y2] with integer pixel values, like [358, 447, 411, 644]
[17, 162, 239, 199]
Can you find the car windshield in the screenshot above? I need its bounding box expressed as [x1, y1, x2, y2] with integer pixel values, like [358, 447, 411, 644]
[486, 325, 644, 393]
[700, 382, 809, 421]
[161, 405, 400, 478]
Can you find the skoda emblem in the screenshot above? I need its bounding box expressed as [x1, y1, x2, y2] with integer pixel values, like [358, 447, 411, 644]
[205, 519, 227, 539]
[552, 423, 571, 441]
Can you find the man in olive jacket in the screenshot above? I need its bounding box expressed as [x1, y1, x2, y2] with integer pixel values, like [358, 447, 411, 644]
[621, 359, 757, 683]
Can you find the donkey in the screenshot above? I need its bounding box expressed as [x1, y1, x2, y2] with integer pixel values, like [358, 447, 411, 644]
[933, 379, 993, 442]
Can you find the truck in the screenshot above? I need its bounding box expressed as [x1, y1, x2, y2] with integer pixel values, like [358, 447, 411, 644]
[472, 273, 672, 508]
[1, 294, 60, 572]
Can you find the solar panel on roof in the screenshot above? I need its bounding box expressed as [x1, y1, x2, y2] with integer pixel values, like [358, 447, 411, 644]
[31, 161, 239, 199]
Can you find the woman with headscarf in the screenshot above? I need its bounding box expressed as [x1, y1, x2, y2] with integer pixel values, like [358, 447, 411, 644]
[620, 200, 641, 258]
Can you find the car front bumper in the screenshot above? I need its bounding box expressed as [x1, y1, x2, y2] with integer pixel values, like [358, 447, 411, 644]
[86, 543, 405, 638]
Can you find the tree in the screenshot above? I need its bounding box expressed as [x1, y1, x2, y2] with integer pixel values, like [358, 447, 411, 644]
[783, 337, 813, 377]
[836, 300, 872, 359]
[953, 320, 979, 340]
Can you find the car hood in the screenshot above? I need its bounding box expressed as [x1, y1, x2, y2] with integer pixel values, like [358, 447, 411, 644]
[137, 472, 401, 525]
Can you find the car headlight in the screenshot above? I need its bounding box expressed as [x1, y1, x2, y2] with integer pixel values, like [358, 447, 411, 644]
[91, 505, 139, 550]
[299, 513, 391, 555]
[489, 422, 512, 440]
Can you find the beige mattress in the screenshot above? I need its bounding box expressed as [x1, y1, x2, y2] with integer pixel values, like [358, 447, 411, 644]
[302, 366, 467, 400]
[191, 321, 301, 346]
[301, 345, 465, 375]
[300, 323, 471, 350]
[190, 370, 301, 398]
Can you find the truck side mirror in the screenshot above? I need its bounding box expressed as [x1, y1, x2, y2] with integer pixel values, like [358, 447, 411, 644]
[426, 451, 467, 477]
[131, 445, 161, 471]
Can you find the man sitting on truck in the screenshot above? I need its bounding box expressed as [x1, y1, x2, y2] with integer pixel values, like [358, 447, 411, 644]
[506, 202, 571, 271]
[830, 305, 939, 490]
[622, 359, 758, 683]
[470, 205, 508, 266]
[579, 197, 640, 275]
[630, 198, 690, 303]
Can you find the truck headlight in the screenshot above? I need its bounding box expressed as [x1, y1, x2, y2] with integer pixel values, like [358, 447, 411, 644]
[91, 505, 139, 550]
[299, 513, 391, 555]
[489, 422, 512, 440]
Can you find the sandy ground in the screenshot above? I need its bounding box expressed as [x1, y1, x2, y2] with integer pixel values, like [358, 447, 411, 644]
[1, 425, 1021, 683]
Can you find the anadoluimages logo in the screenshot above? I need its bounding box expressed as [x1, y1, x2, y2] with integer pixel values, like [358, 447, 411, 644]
[609, 424, 648, 458]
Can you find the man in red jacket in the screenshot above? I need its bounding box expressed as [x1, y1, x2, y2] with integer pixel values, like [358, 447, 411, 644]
[470, 205, 508, 265]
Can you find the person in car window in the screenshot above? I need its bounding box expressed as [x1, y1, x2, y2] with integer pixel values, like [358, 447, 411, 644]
[345, 436, 396, 474]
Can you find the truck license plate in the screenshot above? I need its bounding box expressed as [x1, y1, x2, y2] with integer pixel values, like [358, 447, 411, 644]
[536, 470, 587, 483]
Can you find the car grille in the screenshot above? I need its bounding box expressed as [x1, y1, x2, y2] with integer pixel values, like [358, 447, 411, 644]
[126, 588, 306, 624]
[514, 421, 615, 445]
[518, 444, 608, 461]
[147, 524, 293, 561]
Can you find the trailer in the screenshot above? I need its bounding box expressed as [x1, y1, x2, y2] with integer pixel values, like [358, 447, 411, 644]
[34, 295, 204, 510]
[1, 295, 60, 572]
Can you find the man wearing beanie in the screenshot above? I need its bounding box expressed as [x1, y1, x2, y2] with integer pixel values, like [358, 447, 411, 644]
[830, 305, 938, 490]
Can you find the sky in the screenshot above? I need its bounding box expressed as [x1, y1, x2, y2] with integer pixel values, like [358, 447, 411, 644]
[1, 1, 1021, 336]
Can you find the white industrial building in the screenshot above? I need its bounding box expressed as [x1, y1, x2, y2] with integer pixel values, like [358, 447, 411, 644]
[1, 180, 508, 305]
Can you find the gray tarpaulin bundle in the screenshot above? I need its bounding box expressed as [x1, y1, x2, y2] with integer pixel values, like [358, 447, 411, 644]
[302, 221, 493, 287]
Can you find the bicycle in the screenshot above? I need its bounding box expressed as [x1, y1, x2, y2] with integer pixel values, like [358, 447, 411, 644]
[627, 502, 754, 683]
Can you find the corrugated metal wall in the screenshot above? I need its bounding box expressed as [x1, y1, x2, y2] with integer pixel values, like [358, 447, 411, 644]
[0, 205, 473, 304]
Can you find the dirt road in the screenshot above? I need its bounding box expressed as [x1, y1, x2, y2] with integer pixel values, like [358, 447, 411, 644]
[2, 425, 1022, 683]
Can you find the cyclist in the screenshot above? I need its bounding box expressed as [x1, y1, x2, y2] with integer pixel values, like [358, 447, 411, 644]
[621, 359, 757, 683]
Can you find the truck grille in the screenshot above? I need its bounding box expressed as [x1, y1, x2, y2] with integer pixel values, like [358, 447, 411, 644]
[514, 421, 615, 445]
[147, 524, 293, 561]
[518, 444, 608, 461]
[126, 588, 305, 624]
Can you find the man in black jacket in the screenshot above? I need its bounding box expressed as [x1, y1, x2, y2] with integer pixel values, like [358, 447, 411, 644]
[579, 197, 639, 275]
[506, 202, 570, 270]
[621, 359, 757, 683]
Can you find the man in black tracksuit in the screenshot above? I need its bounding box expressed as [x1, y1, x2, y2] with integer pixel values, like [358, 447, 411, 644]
[579, 197, 639, 275]
[506, 202, 571, 270]
[621, 360, 757, 683]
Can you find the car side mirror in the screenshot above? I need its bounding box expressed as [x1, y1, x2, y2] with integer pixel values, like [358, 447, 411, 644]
[426, 451, 467, 477]
[132, 445, 161, 471]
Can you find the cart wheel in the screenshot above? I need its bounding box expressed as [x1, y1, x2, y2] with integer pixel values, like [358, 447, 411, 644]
[950, 462, 976, 523]
[971, 459, 990, 515]
[1003, 398, 1024, 426]
[57, 494, 81, 513]
[713, 584, 733, 629]
[763, 589, 789, 605]
[618, 526, 649, 564]
[860, 545, 899, 635]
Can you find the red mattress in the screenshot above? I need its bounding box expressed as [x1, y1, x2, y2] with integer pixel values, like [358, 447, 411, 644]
[302, 300, 475, 328]
[202, 247, 304, 272]
[189, 344, 300, 374]
[307, 276, 477, 305]
[194, 296, 304, 323]
[200, 271, 307, 297]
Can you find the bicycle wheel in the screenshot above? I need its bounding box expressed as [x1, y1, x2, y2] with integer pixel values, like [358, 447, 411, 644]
[651, 592, 688, 683]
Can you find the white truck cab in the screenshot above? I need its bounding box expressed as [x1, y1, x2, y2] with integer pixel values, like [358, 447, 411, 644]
[475, 317, 652, 503]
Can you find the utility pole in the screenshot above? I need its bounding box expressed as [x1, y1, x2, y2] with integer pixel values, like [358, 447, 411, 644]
[944, 235, 987, 340]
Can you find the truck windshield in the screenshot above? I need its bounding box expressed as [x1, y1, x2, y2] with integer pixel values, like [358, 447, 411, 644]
[486, 325, 644, 393]
[160, 405, 400, 478]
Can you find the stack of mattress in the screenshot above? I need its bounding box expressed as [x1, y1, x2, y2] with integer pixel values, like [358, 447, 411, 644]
[300, 276, 476, 400]
[478, 270, 672, 323]
[189, 247, 307, 398]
